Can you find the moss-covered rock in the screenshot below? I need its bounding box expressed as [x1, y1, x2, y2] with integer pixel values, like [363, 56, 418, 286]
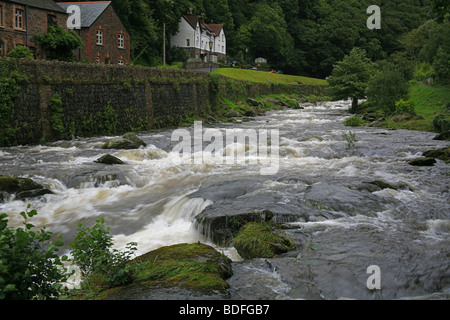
[89, 243, 233, 300]
[423, 147, 450, 163]
[233, 221, 294, 259]
[0, 176, 53, 202]
[408, 157, 437, 166]
[103, 133, 146, 150]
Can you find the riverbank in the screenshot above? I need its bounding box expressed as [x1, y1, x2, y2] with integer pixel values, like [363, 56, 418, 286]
[349, 81, 450, 134]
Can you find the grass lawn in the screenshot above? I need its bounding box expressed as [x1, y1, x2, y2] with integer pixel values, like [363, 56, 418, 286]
[214, 68, 328, 86]
[382, 81, 450, 132]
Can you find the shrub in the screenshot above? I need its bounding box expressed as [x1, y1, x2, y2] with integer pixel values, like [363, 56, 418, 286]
[344, 115, 366, 127]
[395, 99, 416, 115]
[70, 218, 137, 288]
[0, 205, 70, 300]
[7, 46, 33, 59]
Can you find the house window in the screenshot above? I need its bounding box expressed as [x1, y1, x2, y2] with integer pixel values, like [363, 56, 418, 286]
[47, 14, 57, 32]
[105, 57, 111, 64]
[118, 34, 124, 48]
[15, 9, 24, 29]
[96, 29, 103, 45]
[186, 39, 190, 47]
[96, 56, 100, 64]
[118, 59, 124, 65]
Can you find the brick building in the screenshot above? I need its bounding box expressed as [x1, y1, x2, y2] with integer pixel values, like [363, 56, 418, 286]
[0, 0, 68, 58]
[57, 1, 130, 65]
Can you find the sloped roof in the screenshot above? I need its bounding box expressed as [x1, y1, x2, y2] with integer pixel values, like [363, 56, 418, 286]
[57, 1, 111, 28]
[208, 24, 224, 36]
[182, 14, 223, 36]
[9, 0, 66, 13]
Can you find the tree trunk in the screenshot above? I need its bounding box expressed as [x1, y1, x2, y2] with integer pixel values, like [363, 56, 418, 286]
[350, 97, 358, 113]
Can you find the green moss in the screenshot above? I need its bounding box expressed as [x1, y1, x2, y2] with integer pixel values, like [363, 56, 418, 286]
[233, 221, 294, 259]
[132, 243, 232, 292]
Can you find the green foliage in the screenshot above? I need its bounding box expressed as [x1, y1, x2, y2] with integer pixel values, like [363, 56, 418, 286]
[34, 25, 82, 62]
[0, 205, 70, 300]
[7, 46, 33, 59]
[366, 61, 410, 114]
[342, 131, 358, 149]
[433, 46, 450, 79]
[69, 218, 137, 288]
[413, 62, 436, 81]
[327, 48, 374, 112]
[49, 94, 65, 134]
[232, 221, 294, 259]
[344, 115, 366, 127]
[103, 101, 119, 134]
[0, 58, 26, 146]
[395, 99, 416, 116]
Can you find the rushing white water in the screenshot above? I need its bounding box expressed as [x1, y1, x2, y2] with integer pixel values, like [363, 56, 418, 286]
[1, 100, 449, 299]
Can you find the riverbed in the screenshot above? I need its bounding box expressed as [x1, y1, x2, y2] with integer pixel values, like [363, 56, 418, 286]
[1, 100, 449, 299]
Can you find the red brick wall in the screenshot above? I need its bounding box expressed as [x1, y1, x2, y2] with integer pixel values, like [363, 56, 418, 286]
[80, 5, 130, 65]
[0, 1, 67, 57]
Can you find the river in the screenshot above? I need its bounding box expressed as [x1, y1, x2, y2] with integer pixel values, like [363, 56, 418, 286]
[0, 100, 449, 300]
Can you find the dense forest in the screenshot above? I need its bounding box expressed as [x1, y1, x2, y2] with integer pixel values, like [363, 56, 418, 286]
[54, 0, 447, 79]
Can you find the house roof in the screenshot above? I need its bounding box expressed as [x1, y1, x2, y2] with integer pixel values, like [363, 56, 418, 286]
[208, 24, 224, 37]
[182, 14, 224, 36]
[9, 0, 67, 13]
[56, 1, 111, 28]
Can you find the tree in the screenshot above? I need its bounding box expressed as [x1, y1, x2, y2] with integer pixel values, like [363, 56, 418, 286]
[34, 25, 82, 61]
[366, 61, 410, 114]
[236, 3, 293, 69]
[327, 48, 374, 112]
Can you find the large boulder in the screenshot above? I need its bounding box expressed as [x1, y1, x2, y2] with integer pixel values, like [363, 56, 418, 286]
[0, 176, 53, 202]
[94, 154, 124, 165]
[103, 133, 146, 150]
[97, 243, 233, 300]
[408, 157, 436, 166]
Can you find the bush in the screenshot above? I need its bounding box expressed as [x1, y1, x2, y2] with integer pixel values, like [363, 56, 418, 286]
[412, 62, 435, 81]
[70, 218, 137, 288]
[7, 46, 33, 59]
[395, 99, 416, 115]
[344, 115, 366, 127]
[0, 206, 70, 300]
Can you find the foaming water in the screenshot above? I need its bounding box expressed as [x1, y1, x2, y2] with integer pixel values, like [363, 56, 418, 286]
[1, 99, 449, 299]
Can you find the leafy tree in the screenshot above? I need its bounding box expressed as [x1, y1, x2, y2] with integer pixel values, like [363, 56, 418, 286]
[236, 2, 293, 69]
[34, 25, 82, 61]
[327, 48, 374, 112]
[366, 61, 410, 114]
[0, 206, 70, 300]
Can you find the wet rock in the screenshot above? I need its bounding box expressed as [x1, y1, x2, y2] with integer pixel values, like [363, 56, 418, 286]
[103, 133, 146, 149]
[422, 147, 450, 163]
[100, 243, 232, 300]
[433, 131, 450, 141]
[304, 182, 394, 216]
[94, 154, 124, 165]
[246, 98, 262, 107]
[408, 157, 436, 166]
[0, 176, 53, 202]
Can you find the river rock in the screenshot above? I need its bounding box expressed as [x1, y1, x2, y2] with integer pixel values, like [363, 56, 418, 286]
[423, 147, 450, 162]
[433, 131, 450, 141]
[103, 133, 146, 149]
[98, 243, 233, 300]
[0, 176, 53, 202]
[408, 157, 436, 166]
[94, 154, 124, 165]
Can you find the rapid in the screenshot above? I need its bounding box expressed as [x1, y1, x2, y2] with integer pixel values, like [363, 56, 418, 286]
[0, 100, 449, 299]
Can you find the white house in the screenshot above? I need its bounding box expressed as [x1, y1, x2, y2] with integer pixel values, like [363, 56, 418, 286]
[170, 12, 226, 63]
